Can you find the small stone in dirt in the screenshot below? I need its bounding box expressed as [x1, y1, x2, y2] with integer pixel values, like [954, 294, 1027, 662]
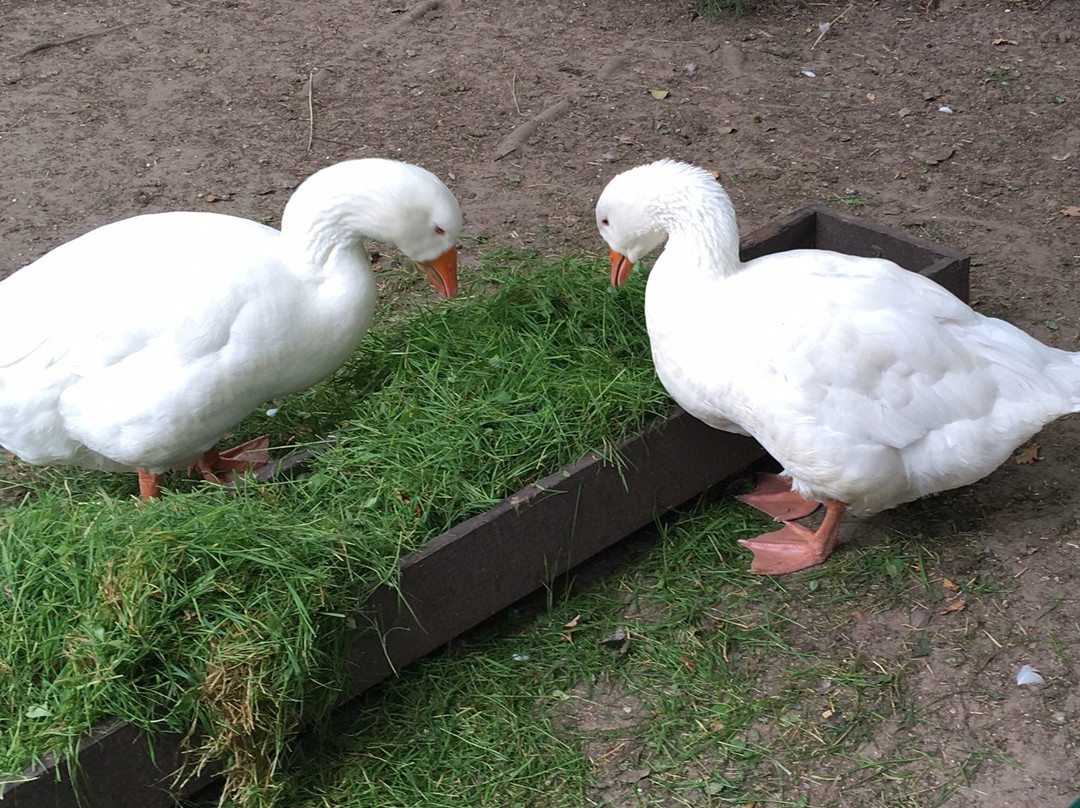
[910, 607, 932, 628]
[600, 629, 630, 656]
[910, 632, 932, 658]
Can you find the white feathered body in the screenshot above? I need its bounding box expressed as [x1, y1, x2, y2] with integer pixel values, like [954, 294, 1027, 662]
[645, 244, 1080, 514]
[0, 212, 377, 473]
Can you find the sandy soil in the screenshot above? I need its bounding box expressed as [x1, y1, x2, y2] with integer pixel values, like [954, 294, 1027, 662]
[2, 0, 1078, 805]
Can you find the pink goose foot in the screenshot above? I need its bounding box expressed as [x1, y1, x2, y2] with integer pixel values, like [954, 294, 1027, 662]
[737, 472, 822, 521]
[739, 499, 848, 575]
[189, 436, 273, 486]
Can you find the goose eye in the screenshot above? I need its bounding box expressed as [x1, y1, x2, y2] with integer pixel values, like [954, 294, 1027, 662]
[601, 218, 609, 227]
[435, 225, 446, 236]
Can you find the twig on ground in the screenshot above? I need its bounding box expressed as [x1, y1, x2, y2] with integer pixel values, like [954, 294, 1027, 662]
[511, 71, 521, 116]
[11, 23, 133, 60]
[306, 70, 315, 153]
[811, 4, 852, 50]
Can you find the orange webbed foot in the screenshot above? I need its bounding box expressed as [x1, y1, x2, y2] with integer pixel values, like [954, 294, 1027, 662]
[737, 472, 822, 521]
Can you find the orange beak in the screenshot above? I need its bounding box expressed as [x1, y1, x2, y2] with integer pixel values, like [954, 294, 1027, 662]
[610, 248, 634, 288]
[421, 245, 459, 298]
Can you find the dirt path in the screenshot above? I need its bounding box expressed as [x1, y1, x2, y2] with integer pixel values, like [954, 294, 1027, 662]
[2, 0, 1078, 805]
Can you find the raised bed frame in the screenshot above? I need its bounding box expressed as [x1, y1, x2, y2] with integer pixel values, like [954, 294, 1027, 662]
[1, 204, 969, 807]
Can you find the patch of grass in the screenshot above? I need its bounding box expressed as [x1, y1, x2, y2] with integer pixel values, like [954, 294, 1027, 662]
[984, 66, 1020, 93]
[233, 495, 997, 808]
[829, 192, 870, 210]
[697, 0, 748, 17]
[0, 249, 672, 804]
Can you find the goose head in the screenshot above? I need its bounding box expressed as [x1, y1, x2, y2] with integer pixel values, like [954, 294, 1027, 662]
[595, 166, 669, 288]
[282, 158, 463, 297]
[596, 159, 739, 287]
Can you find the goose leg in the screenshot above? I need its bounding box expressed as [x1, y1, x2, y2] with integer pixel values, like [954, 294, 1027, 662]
[138, 469, 163, 499]
[738, 499, 847, 575]
[737, 472, 822, 521]
[190, 436, 272, 485]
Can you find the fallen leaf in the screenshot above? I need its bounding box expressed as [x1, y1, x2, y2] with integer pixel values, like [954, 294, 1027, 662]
[866, 92, 876, 101]
[941, 578, 960, 591]
[821, 708, 834, 719]
[681, 654, 696, 672]
[1062, 206, 1080, 217]
[615, 769, 651, 785]
[563, 614, 582, 629]
[939, 599, 967, 615]
[1015, 444, 1041, 465]
[993, 38, 1019, 45]
[898, 107, 912, 118]
[648, 88, 670, 100]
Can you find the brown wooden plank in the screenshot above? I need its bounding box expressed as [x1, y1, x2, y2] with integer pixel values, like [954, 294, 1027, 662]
[737, 206, 817, 262]
[1, 206, 970, 808]
[342, 413, 766, 696]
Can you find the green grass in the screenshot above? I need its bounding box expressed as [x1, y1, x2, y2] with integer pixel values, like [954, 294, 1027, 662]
[697, 0, 749, 17]
[216, 496, 986, 808]
[0, 249, 672, 802]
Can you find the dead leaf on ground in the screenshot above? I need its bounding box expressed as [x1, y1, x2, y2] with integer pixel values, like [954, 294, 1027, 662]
[993, 38, 1019, 45]
[1015, 444, 1040, 464]
[941, 600, 967, 617]
[941, 578, 960, 591]
[563, 614, 582, 629]
[648, 88, 670, 100]
[1062, 206, 1080, 217]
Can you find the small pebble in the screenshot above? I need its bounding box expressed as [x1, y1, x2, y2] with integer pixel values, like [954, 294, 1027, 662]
[938, 106, 954, 114]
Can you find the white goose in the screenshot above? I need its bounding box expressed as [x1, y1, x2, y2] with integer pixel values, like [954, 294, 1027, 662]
[0, 158, 461, 499]
[596, 159, 1080, 574]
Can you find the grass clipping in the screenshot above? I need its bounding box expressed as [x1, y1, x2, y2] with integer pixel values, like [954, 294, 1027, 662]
[0, 250, 671, 805]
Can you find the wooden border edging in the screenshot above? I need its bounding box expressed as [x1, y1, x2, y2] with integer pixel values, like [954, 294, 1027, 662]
[0, 205, 970, 807]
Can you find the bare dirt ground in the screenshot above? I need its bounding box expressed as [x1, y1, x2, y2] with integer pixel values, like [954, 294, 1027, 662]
[2, 0, 1078, 805]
